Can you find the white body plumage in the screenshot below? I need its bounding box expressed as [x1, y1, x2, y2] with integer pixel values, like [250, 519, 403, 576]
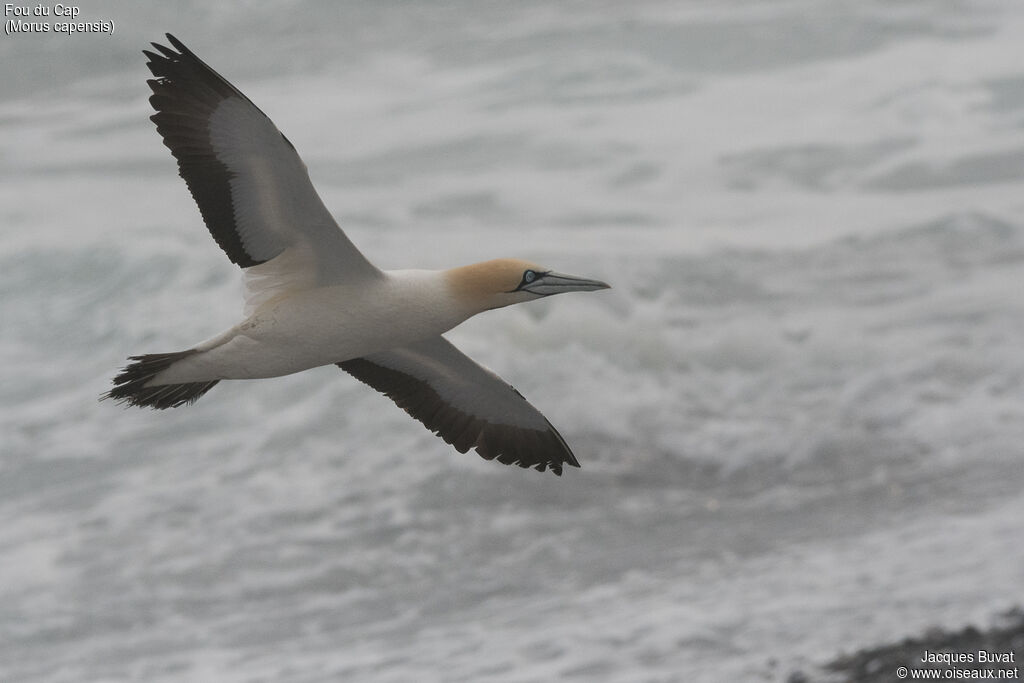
[160, 270, 469, 384]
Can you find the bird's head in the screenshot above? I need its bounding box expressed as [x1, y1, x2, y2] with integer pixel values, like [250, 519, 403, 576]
[446, 258, 610, 313]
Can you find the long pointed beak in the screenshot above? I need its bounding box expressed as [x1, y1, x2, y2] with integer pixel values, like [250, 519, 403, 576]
[524, 271, 611, 296]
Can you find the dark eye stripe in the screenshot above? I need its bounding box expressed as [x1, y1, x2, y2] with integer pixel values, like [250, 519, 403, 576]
[510, 269, 551, 292]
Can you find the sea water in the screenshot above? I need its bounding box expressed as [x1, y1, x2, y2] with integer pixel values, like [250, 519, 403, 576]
[1, 1, 1023, 681]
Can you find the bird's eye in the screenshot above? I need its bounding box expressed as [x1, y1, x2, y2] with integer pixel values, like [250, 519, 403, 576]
[523, 270, 536, 283]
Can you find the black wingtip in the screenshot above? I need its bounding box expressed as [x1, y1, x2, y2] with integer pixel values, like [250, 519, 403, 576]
[144, 34, 187, 63]
[151, 42, 179, 60]
[165, 33, 188, 54]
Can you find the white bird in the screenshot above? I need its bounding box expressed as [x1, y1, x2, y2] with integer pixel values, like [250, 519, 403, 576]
[104, 34, 609, 476]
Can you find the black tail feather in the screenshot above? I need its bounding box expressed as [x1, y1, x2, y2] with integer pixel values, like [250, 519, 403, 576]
[102, 350, 219, 409]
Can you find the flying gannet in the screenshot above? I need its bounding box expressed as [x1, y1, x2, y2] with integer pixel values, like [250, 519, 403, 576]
[104, 34, 609, 475]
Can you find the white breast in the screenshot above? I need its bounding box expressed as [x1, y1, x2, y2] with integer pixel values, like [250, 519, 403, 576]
[158, 270, 471, 383]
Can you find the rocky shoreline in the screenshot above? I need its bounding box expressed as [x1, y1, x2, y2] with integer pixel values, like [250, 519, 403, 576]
[787, 608, 1024, 683]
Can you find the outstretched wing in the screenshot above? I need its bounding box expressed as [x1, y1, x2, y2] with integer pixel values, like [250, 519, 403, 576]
[338, 336, 581, 475]
[144, 33, 381, 295]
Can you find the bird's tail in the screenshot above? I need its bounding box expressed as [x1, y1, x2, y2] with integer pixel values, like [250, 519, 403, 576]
[102, 350, 219, 409]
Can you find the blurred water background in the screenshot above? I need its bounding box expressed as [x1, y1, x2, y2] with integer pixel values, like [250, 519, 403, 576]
[2, 1, 1023, 681]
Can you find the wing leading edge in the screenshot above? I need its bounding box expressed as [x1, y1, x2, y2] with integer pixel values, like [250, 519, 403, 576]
[338, 336, 581, 475]
[144, 33, 380, 285]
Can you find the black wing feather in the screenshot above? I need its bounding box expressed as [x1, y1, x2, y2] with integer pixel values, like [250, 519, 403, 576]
[145, 34, 277, 267]
[338, 339, 580, 476]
